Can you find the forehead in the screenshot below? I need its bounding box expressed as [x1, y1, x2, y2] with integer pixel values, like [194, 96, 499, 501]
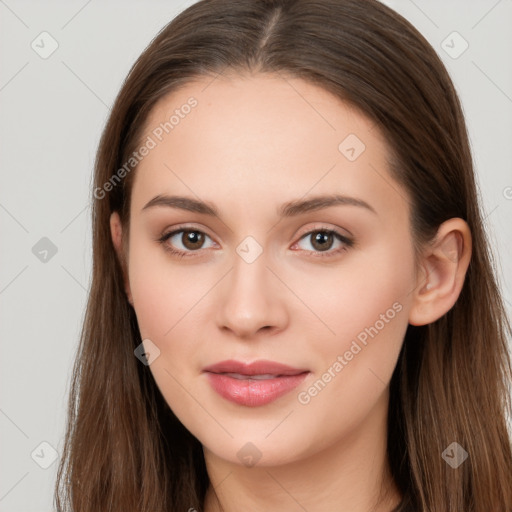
[131, 73, 407, 224]
[141, 72, 381, 158]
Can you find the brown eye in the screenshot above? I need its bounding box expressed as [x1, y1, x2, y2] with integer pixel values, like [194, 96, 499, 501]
[293, 228, 353, 257]
[158, 228, 215, 255]
[181, 230, 205, 250]
[310, 231, 335, 251]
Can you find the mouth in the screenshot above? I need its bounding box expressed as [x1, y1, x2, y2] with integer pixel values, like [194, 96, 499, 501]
[219, 372, 291, 380]
[202, 359, 310, 407]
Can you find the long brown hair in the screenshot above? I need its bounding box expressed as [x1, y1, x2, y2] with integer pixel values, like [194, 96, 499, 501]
[54, 1, 512, 510]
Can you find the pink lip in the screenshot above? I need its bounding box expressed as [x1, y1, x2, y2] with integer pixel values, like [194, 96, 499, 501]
[203, 359, 309, 407]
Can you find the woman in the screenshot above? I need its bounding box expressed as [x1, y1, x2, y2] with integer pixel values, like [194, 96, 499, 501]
[54, 0, 512, 510]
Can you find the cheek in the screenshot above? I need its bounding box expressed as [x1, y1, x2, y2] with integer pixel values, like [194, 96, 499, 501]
[302, 245, 414, 355]
[127, 244, 209, 419]
[128, 239, 210, 340]
[291, 261, 411, 448]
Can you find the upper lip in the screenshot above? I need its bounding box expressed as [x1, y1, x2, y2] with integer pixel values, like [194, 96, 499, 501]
[202, 359, 308, 376]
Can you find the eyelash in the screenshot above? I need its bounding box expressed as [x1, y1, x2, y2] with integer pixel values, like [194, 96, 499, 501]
[157, 224, 354, 260]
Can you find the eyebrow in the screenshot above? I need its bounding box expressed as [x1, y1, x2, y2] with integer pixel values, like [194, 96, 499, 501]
[141, 193, 377, 217]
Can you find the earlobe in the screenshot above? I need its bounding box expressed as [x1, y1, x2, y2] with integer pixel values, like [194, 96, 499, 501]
[408, 219, 472, 326]
[109, 212, 133, 306]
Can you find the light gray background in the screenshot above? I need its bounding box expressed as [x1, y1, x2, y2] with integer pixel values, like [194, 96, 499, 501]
[0, 1, 511, 510]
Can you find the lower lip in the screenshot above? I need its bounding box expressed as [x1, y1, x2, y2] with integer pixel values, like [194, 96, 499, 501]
[205, 372, 309, 407]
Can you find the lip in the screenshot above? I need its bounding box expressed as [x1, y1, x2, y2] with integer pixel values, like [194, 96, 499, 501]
[203, 359, 309, 407]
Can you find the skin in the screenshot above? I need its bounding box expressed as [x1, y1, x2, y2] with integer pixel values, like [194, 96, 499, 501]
[110, 72, 471, 511]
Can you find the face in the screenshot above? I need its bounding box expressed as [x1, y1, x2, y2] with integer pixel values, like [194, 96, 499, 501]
[115, 73, 420, 467]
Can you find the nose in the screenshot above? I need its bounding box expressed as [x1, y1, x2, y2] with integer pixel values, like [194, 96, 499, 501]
[215, 251, 289, 339]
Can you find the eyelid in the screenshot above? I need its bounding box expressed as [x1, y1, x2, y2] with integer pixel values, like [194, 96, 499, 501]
[293, 222, 352, 241]
[159, 223, 216, 241]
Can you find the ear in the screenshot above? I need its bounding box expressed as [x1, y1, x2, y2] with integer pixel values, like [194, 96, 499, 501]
[110, 211, 133, 306]
[408, 218, 472, 326]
